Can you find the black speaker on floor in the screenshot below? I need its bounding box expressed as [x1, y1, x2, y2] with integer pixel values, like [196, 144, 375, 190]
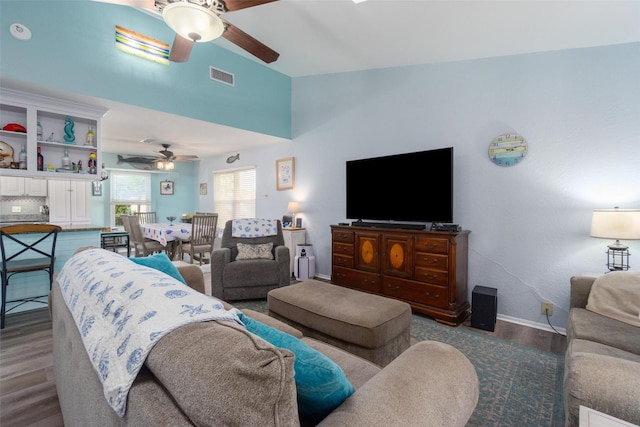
[471, 286, 497, 332]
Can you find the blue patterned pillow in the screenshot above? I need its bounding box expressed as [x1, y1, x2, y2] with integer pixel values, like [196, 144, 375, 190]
[130, 253, 186, 284]
[237, 312, 355, 420]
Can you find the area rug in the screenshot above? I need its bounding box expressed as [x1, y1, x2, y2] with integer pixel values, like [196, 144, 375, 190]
[232, 299, 565, 427]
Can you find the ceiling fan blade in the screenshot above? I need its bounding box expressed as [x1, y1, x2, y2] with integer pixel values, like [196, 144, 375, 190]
[93, 0, 155, 10]
[174, 155, 199, 161]
[221, 0, 278, 13]
[169, 34, 194, 63]
[221, 20, 279, 63]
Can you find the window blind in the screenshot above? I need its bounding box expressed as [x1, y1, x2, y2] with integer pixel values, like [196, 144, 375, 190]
[213, 167, 256, 226]
[110, 171, 151, 203]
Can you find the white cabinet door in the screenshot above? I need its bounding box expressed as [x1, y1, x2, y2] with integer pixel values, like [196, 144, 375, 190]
[0, 176, 25, 195]
[70, 181, 91, 223]
[48, 180, 91, 224]
[0, 177, 48, 196]
[25, 178, 48, 196]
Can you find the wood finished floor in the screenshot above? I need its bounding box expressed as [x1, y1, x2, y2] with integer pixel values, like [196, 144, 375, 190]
[0, 306, 567, 426]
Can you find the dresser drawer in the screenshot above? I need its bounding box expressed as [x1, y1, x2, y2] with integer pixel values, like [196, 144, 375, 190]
[414, 267, 449, 286]
[332, 266, 381, 293]
[415, 236, 449, 255]
[383, 278, 449, 309]
[332, 254, 354, 268]
[414, 252, 448, 270]
[332, 229, 355, 243]
[332, 242, 354, 256]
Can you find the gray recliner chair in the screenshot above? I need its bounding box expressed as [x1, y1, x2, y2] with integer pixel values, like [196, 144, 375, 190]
[211, 219, 290, 300]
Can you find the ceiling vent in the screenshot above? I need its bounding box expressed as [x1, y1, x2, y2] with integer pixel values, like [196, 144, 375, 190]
[210, 66, 234, 86]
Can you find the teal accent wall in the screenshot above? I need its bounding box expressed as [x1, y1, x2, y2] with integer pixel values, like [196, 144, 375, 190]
[91, 153, 197, 228]
[0, 0, 291, 138]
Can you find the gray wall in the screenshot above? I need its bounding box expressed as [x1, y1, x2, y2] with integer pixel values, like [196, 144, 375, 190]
[199, 42, 640, 330]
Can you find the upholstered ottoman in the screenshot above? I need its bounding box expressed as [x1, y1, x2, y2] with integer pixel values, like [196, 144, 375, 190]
[268, 280, 412, 366]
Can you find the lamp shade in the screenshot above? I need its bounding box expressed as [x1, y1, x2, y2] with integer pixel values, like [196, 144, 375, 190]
[287, 202, 300, 214]
[162, 2, 224, 43]
[590, 208, 640, 240]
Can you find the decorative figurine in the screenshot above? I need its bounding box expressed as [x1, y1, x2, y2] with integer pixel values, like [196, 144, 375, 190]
[88, 152, 97, 174]
[63, 117, 76, 144]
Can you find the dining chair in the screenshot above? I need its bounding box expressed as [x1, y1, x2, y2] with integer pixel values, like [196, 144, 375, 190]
[179, 214, 218, 265]
[134, 211, 157, 225]
[0, 223, 62, 329]
[126, 215, 167, 257]
[119, 215, 137, 255]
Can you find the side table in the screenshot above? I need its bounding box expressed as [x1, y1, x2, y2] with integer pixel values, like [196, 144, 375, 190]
[580, 406, 638, 427]
[282, 227, 305, 277]
[101, 231, 130, 257]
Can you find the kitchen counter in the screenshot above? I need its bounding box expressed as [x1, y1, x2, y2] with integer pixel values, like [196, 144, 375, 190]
[0, 223, 109, 233]
[1, 225, 105, 316]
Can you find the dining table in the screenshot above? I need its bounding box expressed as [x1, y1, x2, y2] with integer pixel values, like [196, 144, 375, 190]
[141, 223, 192, 260]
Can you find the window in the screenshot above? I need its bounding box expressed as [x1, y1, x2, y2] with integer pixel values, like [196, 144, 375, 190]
[110, 171, 151, 227]
[213, 167, 256, 228]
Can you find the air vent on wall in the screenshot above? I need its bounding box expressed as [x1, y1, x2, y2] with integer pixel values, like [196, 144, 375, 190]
[210, 66, 235, 86]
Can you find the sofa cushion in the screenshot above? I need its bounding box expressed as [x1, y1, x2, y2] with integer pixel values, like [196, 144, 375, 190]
[586, 271, 640, 327]
[236, 242, 274, 260]
[146, 320, 299, 426]
[238, 312, 355, 421]
[130, 253, 187, 284]
[567, 308, 640, 355]
[223, 259, 280, 288]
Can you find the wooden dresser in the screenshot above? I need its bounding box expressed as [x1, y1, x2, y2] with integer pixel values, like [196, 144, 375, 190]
[331, 225, 470, 326]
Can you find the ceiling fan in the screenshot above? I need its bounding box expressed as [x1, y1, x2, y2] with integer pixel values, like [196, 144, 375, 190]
[116, 143, 198, 170]
[96, 0, 279, 63]
[157, 143, 198, 162]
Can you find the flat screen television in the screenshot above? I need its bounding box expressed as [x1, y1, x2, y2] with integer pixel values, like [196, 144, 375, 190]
[346, 147, 453, 225]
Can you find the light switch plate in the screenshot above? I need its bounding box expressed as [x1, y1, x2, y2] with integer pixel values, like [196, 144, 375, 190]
[11, 206, 21, 213]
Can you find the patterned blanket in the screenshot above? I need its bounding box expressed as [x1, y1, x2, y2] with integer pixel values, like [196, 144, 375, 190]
[232, 218, 278, 237]
[56, 248, 241, 416]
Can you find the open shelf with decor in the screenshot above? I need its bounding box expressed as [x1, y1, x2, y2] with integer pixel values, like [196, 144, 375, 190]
[0, 88, 107, 180]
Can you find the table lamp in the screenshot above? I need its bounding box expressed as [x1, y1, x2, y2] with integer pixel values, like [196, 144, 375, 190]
[287, 202, 300, 228]
[590, 207, 640, 271]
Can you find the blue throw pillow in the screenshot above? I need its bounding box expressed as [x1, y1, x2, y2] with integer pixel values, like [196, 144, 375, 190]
[237, 312, 355, 420]
[130, 253, 187, 284]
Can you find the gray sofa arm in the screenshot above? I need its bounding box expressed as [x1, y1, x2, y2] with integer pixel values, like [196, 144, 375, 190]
[173, 261, 205, 294]
[274, 245, 291, 285]
[319, 341, 479, 427]
[564, 352, 640, 427]
[570, 276, 597, 308]
[211, 248, 231, 298]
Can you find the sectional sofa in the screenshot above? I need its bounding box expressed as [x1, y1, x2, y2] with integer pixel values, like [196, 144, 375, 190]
[51, 249, 479, 426]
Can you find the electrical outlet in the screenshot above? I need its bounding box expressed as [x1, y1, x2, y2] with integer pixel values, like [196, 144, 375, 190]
[11, 206, 21, 213]
[541, 301, 553, 316]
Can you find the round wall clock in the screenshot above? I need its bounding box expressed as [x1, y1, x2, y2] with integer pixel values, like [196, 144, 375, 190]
[488, 133, 528, 167]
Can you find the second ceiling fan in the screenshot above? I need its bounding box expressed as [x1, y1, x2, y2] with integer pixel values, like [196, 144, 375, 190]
[100, 0, 279, 63]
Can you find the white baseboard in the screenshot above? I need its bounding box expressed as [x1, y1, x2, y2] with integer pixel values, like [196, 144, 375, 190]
[497, 313, 566, 336]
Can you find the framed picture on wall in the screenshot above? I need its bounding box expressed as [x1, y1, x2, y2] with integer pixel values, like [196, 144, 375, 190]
[160, 180, 174, 195]
[276, 157, 295, 191]
[200, 182, 207, 195]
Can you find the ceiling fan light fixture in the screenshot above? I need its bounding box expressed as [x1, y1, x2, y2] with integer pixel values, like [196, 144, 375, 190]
[157, 159, 175, 170]
[162, 2, 224, 43]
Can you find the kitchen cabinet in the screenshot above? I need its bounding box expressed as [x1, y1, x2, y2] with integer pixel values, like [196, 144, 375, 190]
[0, 176, 47, 196]
[0, 88, 107, 180]
[47, 180, 91, 224]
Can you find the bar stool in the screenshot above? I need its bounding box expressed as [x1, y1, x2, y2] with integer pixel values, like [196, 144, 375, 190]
[0, 223, 62, 329]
